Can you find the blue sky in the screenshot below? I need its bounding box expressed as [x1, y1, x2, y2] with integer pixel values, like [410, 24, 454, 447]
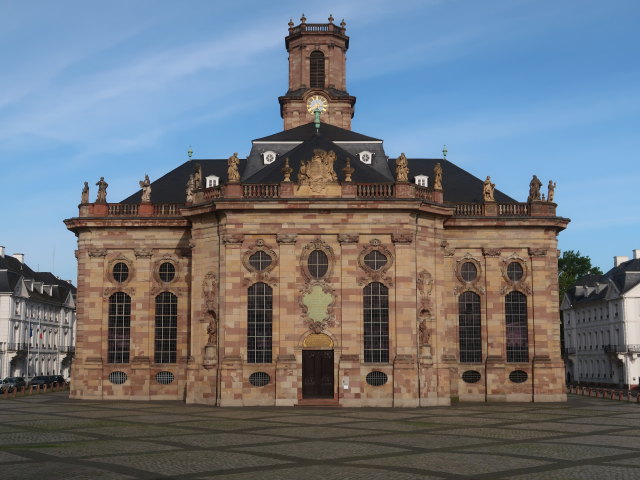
[0, 0, 638, 283]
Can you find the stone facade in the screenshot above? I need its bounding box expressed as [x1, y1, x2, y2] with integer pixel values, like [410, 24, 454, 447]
[64, 18, 568, 406]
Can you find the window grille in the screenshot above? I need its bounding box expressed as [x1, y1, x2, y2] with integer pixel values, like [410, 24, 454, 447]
[507, 262, 523, 282]
[108, 292, 131, 363]
[154, 292, 177, 363]
[248, 283, 272, 363]
[509, 370, 528, 383]
[249, 251, 272, 272]
[364, 251, 387, 271]
[364, 282, 389, 363]
[366, 371, 388, 386]
[459, 291, 481, 363]
[159, 262, 176, 282]
[308, 250, 329, 279]
[310, 50, 325, 88]
[460, 262, 477, 282]
[505, 291, 529, 362]
[462, 370, 481, 383]
[249, 372, 270, 387]
[108, 371, 128, 384]
[112, 262, 129, 283]
[155, 371, 174, 385]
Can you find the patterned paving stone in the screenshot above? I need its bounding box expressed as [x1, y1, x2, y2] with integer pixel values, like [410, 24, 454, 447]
[173, 418, 276, 431]
[164, 432, 294, 448]
[550, 434, 640, 449]
[2, 461, 135, 480]
[35, 439, 179, 458]
[88, 450, 291, 475]
[198, 465, 443, 480]
[5, 418, 127, 431]
[0, 431, 93, 445]
[350, 452, 550, 475]
[462, 442, 631, 461]
[510, 465, 640, 480]
[358, 432, 500, 449]
[442, 427, 561, 440]
[0, 451, 30, 463]
[564, 416, 640, 427]
[236, 439, 410, 460]
[253, 425, 387, 439]
[115, 414, 202, 424]
[504, 421, 617, 434]
[74, 424, 194, 438]
[337, 411, 426, 421]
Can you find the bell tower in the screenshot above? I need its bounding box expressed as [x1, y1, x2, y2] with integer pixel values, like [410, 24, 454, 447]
[279, 15, 356, 130]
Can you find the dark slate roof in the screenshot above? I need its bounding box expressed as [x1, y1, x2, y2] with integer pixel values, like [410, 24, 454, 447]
[253, 122, 381, 142]
[391, 158, 517, 203]
[0, 254, 76, 302]
[564, 258, 640, 306]
[243, 133, 392, 184]
[280, 87, 353, 100]
[121, 159, 245, 204]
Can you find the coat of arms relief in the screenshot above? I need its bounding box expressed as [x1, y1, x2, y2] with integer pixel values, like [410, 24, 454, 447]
[296, 149, 341, 196]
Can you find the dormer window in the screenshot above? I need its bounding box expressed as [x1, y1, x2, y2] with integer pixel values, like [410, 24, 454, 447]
[205, 175, 219, 188]
[358, 151, 373, 164]
[415, 175, 428, 187]
[262, 151, 277, 165]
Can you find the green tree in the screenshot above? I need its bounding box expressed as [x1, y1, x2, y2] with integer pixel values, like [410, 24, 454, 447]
[558, 250, 603, 301]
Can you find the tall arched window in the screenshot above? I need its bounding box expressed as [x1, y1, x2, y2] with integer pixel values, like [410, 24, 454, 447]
[310, 50, 325, 88]
[363, 282, 389, 363]
[155, 292, 177, 363]
[459, 291, 481, 363]
[248, 282, 272, 363]
[505, 291, 528, 362]
[108, 292, 131, 364]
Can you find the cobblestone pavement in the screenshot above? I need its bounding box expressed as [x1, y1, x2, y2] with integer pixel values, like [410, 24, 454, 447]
[2, 393, 640, 479]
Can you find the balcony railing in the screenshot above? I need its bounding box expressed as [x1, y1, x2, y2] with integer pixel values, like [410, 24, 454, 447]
[153, 204, 182, 216]
[414, 186, 434, 201]
[452, 203, 484, 216]
[498, 203, 530, 216]
[604, 344, 627, 353]
[243, 184, 279, 198]
[564, 347, 576, 354]
[59, 346, 76, 354]
[357, 183, 394, 198]
[7, 343, 29, 352]
[108, 204, 138, 216]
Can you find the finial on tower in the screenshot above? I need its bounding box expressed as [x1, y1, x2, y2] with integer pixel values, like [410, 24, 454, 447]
[188, 146, 193, 160]
[442, 145, 447, 160]
[340, 19, 346, 29]
[328, 14, 334, 24]
[300, 13, 306, 24]
[314, 107, 322, 132]
[288, 18, 294, 29]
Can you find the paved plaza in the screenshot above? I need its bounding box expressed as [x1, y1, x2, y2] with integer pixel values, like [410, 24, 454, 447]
[1, 393, 640, 479]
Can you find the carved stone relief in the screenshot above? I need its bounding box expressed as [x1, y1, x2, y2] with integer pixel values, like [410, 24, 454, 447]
[300, 238, 334, 281]
[222, 234, 244, 244]
[482, 248, 501, 257]
[241, 239, 278, 286]
[202, 272, 218, 320]
[338, 234, 359, 244]
[277, 234, 298, 244]
[392, 232, 414, 244]
[357, 239, 394, 286]
[299, 281, 336, 334]
[417, 269, 434, 319]
[453, 253, 485, 295]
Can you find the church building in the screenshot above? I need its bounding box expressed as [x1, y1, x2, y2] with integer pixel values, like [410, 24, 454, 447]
[65, 17, 568, 406]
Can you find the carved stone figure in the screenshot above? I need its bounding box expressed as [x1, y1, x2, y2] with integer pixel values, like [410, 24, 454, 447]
[227, 153, 241, 183]
[206, 318, 217, 345]
[395, 153, 409, 182]
[297, 149, 339, 193]
[193, 163, 202, 189]
[95, 177, 108, 203]
[433, 163, 443, 190]
[528, 175, 542, 202]
[81, 182, 89, 204]
[185, 174, 195, 203]
[419, 319, 431, 345]
[139, 174, 151, 203]
[483, 176, 495, 202]
[281, 158, 292, 182]
[547, 180, 556, 202]
[202, 273, 217, 316]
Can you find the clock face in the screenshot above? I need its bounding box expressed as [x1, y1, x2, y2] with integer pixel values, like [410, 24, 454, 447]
[306, 95, 328, 114]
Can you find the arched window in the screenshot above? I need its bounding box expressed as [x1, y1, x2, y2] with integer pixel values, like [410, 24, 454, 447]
[248, 283, 272, 363]
[310, 50, 325, 88]
[155, 292, 177, 363]
[505, 291, 528, 363]
[363, 282, 389, 363]
[108, 292, 131, 364]
[459, 291, 481, 363]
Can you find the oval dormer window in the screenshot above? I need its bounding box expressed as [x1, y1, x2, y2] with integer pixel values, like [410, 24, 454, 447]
[263, 151, 277, 165]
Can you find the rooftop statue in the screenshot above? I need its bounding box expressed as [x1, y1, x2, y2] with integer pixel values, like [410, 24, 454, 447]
[547, 180, 556, 202]
[81, 181, 89, 204]
[139, 174, 151, 203]
[95, 177, 108, 203]
[185, 174, 195, 203]
[483, 176, 495, 202]
[227, 153, 241, 183]
[395, 153, 409, 182]
[528, 175, 542, 202]
[433, 163, 443, 190]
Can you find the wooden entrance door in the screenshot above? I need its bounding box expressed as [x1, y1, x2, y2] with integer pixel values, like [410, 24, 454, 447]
[302, 350, 334, 398]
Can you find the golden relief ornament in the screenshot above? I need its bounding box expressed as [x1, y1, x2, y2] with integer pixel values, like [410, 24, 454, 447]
[297, 149, 338, 193]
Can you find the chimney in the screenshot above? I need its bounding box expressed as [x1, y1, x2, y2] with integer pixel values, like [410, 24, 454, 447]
[12, 253, 24, 263]
[0, 246, 4, 258]
[614, 256, 629, 267]
[633, 249, 640, 260]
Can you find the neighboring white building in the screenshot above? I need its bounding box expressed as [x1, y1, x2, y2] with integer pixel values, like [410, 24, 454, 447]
[0, 246, 76, 380]
[562, 250, 640, 388]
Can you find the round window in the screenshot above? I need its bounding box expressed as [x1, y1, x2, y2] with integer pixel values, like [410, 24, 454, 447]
[507, 262, 524, 282]
[249, 372, 270, 387]
[462, 370, 481, 384]
[249, 251, 272, 272]
[155, 371, 175, 385]
[159, 262, 176, 282]
[364, 251, 387, 271]
[308, 250, 329, 279]
[366, 371, 388, 386]
[108, 371, 128, 385]
[112, 263, 129, 283]
[460, 262, 477, 282]
[509, 370, 528, 383]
